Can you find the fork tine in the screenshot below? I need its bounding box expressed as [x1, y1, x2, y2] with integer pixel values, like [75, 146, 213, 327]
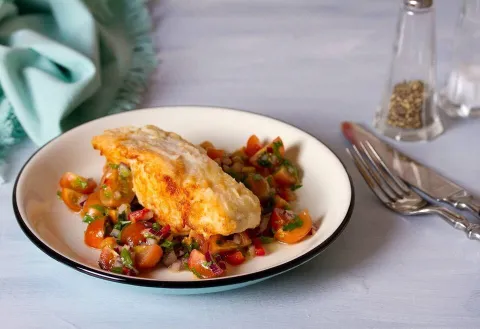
[352, 144, 399, 201]
[360, 142, 405, 197]
[346, 148, 392, 204]
[347, 146, 396, 203]
[364, 141, 410, 193]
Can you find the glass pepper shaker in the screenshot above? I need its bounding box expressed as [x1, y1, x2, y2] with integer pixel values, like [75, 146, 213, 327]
[373, 0, 444, 141]
[437, 0, 480, 118]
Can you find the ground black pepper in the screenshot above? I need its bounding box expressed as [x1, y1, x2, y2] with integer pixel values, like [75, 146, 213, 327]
[387, 80, 427, 129]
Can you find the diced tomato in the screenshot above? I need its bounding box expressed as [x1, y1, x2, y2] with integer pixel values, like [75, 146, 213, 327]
[128, 209, 154, 223]
[120, 222, 146, 246]
[134, 245, 163, 269]
[245, 135, 262, 157]
[99, 165, 135, 208]
[265, 175, 277, 188]
[108, 209, 118, 223]
[273, 165, 297, 186]
[277, 187, 297, 202]
[207, 148, 225, 160]
[252, 238, 266, 256]
[267, 137, 285, 157]
[244, 174, 271, 201]
[249, 148, 271, 169]
[188, 249, 223, 279]
[224, 251, 246, 266]
[80, 191, 102, 216]
[274, 209, 313, 244]
[100, 237, 117, 249]
[160, 225, 171, 239]
[59, 172, 97, 194]
[84, 218, 106, 248]
[98, 246, 118, 271]
[274, 195, 290, 209]
[61, 188, 85, 212]
[270, 208, 296, 232]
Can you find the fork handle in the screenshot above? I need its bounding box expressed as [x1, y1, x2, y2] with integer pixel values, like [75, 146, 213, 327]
[430, 206, 480, 241]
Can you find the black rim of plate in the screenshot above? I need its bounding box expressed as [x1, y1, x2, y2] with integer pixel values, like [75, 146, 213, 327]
[12, 106, 355, 290]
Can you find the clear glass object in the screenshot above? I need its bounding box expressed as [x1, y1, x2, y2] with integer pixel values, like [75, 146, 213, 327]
[437, 0, 480, 118]
[374, 0, 444, 141]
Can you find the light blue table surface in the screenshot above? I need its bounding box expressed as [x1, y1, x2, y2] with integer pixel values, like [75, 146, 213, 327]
[2, 1, 480, 328]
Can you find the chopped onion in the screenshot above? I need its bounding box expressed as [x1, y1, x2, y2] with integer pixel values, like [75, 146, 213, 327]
[119, 163, 130, 171]
[258, 215, 270, 234]
[162, 251, 177, 267]
[110, 229, 121, 238]
[146, 238, 157, 245]
[206, 252, 225, 274]
[210, 262, 224, 276]
[205, 252, 212, 262]
[248, 245, 256, 258]
[169, 260, 181, 272]
[113, 258, 123, 268]
[143, 221, 153, 228]
[78, 194, 88, 207]
[118, 203, 129, 215]
[233, 234, 241, 245]
[114, 191, 122, 200]
[213, 254, 226, 270]
[180, 256, 189, 269]
[144, 210, 154, 220]
[205, 252, 224, 275]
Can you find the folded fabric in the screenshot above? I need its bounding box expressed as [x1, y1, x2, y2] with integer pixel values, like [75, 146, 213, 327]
[0, 0, 157, 183]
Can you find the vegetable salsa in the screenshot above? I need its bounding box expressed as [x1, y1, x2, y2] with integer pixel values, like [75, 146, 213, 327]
[56, 135, 316, 279]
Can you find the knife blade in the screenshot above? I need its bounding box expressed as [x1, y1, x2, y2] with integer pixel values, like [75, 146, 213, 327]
[341, 121, 480, 218]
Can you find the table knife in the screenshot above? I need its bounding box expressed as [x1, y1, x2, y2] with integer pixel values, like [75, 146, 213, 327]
[341, 121, 480, 218]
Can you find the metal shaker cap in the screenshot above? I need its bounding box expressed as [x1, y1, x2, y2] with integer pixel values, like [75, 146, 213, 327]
[404, 0, 433, 8]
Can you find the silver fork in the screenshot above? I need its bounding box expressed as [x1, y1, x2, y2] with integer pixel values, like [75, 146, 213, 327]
[347, 141, 480, 241]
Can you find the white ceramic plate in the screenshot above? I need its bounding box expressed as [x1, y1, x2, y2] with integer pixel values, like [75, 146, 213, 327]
[13, 106, 354, 294]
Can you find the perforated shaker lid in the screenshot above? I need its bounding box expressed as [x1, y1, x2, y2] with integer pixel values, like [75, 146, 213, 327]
[404, 0, 433, 9]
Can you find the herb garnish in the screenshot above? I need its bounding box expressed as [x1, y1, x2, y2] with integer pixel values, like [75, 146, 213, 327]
[253, 173, 263, 181]
[119, 166, 130, 179]
[83, 214, 96, 224]
[161, 240, 176, 250]
[259, 236, 275, 244]
[290, 184, 303, 191]
[272, 140, 284, 159]
[202, 261, 213, 268]
[73, 177, 88, 189]
[282, 216, 303, 231]
[189, 266, 203, 278]
[120, 248, 134, 269]
[152, 222, 160, 231]
[257, 154, 272, 168]
[91, 204, 107, 215]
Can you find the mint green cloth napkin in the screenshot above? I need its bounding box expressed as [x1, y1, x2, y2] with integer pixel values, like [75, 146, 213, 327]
[0, 0, 157, 183]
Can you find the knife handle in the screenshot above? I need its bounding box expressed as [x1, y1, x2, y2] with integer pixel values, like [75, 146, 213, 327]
[431, 206, 480, 241]
[444, 192, 480, 218]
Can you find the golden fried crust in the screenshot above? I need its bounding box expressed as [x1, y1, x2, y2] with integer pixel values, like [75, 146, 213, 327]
[91, 125, 261, 237]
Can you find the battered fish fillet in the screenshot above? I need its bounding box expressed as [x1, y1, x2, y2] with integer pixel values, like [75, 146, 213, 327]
[91, 125, 261, 237]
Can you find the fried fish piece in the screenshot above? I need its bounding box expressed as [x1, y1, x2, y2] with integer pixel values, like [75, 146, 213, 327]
[91, 125, 261, 237]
